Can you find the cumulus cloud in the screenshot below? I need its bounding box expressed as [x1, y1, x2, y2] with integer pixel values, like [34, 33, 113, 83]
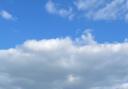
[45, 0, 128, 21]
[0, 31, 128, 89]
[0, 10, 14, 20]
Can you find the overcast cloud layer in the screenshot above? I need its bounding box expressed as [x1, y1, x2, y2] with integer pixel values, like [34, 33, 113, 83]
[0, 31, 128, 89]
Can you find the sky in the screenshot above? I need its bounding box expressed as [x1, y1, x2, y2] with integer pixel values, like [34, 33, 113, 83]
[1, 0, 128, 48]
[1, 0, 128, 89]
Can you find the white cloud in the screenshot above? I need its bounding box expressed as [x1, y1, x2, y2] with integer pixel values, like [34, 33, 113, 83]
[45, 0, 128, 21]
[76, 30, 97, 45]
[45, 0, 56, 14]
[74, 0, 104, 11]
[0, 31, 128, 89]
[0, 10, 14, 20]
[75, 0, 128, 20]
[75, 0, 126, 20]
[45, 0, 74, 20]
[89, 0, 126, 20]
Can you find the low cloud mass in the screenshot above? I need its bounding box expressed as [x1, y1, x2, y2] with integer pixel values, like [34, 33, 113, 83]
[0, 31, 128, 89]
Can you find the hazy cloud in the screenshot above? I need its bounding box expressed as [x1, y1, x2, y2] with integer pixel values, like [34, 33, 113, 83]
[45, 0, 128, 21]
[0, 10, 14, 20]
[45, 0, 74, 20]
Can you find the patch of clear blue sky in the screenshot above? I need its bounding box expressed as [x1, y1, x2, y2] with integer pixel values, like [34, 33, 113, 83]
[0, 0, 128, 49]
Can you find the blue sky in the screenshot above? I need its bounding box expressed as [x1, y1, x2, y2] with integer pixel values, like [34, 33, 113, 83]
[1, 1, 128, 89]
[1, 0, 128, 49]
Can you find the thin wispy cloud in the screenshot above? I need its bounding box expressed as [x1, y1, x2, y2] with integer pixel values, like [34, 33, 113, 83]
[45, 0, 74, 20]
[0, 10, 14, 20]
[45, 0, 128, 21]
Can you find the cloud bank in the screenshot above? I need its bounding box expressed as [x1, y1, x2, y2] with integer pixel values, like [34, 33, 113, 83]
[0, 31, 128, 89]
